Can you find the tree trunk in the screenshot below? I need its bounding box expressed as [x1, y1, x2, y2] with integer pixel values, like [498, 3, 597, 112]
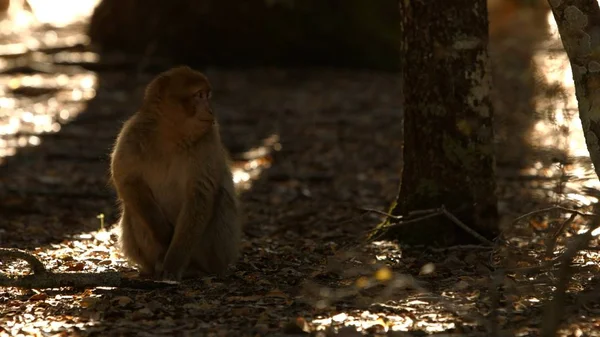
[548, 0, 600, 182]
[383, 0, 498, 245]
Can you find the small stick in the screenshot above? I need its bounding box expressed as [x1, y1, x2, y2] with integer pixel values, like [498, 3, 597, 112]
[546, 212, 578, 257]
[439, 206, 494, 246]
[367, 210, 443, 242]
[360, 207, 440, 220]
[513, 206, 595, 224]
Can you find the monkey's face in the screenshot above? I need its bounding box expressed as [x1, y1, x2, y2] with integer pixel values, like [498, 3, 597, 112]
[170, 86, 214, 137]
[155, 67, 216, 134]
[185, 88, 214, 123]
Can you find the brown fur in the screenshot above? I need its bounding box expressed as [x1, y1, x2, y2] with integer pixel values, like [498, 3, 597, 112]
[110, 66, 241, 280]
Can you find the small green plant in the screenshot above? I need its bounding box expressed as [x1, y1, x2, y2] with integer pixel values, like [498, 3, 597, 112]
[97, 213, 105, 230]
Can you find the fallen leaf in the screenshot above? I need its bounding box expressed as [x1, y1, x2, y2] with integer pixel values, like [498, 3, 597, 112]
[112, 296, 133, 307]
[66, 262, 85, 271]
[29, 293, 48, 301]
[374, 267, 392, 281]
[265, 289, 288, 299]
[80, 297, 100, 309]
[226, 295, 262, 302]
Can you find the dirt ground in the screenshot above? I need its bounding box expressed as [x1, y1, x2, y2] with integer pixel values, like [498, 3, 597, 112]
[1, 3, 600, 337]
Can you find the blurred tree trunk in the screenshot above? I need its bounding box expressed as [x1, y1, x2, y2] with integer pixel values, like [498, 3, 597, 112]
[88, 0, 399, 70]
[380, 0, 498, 245]
[548, 1, 600, 182]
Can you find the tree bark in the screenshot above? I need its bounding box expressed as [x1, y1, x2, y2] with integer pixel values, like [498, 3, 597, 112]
[383, 0, 498, 245]
[547, 0, 600, 182]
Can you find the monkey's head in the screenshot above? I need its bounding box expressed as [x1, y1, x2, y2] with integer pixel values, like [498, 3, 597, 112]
[144, 66, 215, 136]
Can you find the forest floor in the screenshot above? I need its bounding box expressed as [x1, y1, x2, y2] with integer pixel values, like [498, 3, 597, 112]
[1, 4, 600, 337]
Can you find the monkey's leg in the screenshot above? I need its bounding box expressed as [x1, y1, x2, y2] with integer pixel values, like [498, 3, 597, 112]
[120, 209, 167, 277]
[120, 178, 174, 248]
[189, 186, 241, 276]
[119, 211, 152, 271]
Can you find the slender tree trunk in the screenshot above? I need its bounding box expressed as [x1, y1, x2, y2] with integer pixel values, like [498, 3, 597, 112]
[548, 0, 600, 182]
[542, 2, 600, 335]
[384, 0, 498, 245]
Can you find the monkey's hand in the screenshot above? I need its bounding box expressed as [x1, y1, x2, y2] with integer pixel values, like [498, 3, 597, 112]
[160, 179, 218, 281]
[159, 252, 187, 281]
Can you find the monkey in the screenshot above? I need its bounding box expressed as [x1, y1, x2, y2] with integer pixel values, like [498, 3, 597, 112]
[110, 66, 241, 281]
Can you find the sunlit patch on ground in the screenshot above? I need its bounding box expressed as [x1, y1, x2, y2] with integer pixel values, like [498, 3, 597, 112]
[310, 310, 447, 334]
[0, 226, 123, 335]
[309, 308, 457, 334]
[0, 71, 98, 163]
[231, 134, 279, 191]
[528, 12, 600, 207]
[0, 0, 100, 165]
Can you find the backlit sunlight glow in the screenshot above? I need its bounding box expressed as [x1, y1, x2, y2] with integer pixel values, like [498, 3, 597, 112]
[231, 143, 276, 191]
[231, 134, 279, 191]
[529, 11, 600, 206]
[0, 0, 101, 32]
[27, 0, 101, 27]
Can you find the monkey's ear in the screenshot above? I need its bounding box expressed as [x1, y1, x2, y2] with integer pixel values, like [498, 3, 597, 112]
[144, 74, 170, 100]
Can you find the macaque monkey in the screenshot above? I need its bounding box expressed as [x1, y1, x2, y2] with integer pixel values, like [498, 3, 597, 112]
[110, 66, 241, 281]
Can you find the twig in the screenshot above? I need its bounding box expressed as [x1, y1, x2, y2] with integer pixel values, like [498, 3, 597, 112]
[512, 206, 595, 224]
[431, 244, 493, 252]
[440, 206, 494, 246]
[0, 248, 174, 290]
[504, 257, 561, 275]
[360, 208, 403, 219]
[489, 269, 504, 336]
[360, 207, 440, 220]
[546, 211, 578, 257]
[367, 209, 443, 242]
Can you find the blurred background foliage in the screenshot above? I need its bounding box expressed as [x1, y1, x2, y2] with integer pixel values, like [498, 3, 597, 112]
[88, 0, 401, 70]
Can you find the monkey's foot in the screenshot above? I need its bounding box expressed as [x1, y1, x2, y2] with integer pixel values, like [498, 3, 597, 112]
[138, 267, 160, 279]
[182, 269, 208, 280]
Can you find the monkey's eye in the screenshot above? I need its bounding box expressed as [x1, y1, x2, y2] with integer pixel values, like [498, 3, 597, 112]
[193, 90, 211, 100]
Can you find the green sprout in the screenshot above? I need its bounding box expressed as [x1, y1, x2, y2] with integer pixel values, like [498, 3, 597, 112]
[97, 213, 105, 230]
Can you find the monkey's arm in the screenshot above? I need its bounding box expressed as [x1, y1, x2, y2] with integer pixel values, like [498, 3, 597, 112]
[119, 177, 174, 247]
[161, 178, 219, 280]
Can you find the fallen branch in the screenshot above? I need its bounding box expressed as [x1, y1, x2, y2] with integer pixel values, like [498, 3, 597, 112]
[364, 206, 494, 246]
[0, 248, 174, 290]
[0, 248, 47, 274]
